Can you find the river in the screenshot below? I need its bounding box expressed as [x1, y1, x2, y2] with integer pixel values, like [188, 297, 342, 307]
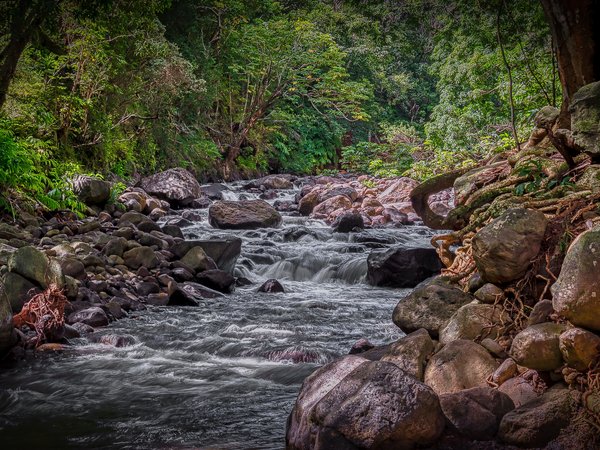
[0, 181, 436, 449]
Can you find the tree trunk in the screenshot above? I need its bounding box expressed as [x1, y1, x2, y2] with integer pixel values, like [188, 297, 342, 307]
[0, 1, 42, 110]
[540, 0, 600, 123]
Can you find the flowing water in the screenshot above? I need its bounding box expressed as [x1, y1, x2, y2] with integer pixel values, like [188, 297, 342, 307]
[0, 182, 436, 449]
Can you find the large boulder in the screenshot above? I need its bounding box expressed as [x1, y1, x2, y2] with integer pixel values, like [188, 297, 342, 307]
[380, 328, 435, 381]
[498, 387, 579, 447]
[472, 208, 547, 284]
[509, 322, 566, 371]
[170, 239, 241, 274]
[570, 81, 600, 158]
[551, 225, 600, 331]
[286, 356, 445, 450]
[439, 303, 506, 345]
[73, 175, 111, 206]
[439, 387, 515, 441]
[367, 246, 443, 288]
[424, 340, 499, 395]
[392, 277, 474, 338]
[208, 200, 282, 229]
[138, 168, 203, 207]
[8, 246, 64, 289]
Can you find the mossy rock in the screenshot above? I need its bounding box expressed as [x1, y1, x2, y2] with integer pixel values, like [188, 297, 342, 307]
[570, 81, 600, 157]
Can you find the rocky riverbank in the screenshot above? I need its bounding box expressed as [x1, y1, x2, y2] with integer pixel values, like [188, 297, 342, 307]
[286, 82, 600, 449]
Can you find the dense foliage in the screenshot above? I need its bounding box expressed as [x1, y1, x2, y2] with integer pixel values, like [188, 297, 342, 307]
[0, 0, 558, 212]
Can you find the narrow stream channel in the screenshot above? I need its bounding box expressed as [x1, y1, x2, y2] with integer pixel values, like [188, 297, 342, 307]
[0, 182, 436, 449]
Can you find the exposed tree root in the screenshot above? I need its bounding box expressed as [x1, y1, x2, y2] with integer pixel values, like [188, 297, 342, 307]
[13, 284, 69, 347]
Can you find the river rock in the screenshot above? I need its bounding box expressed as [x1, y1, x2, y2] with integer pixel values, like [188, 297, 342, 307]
[310, 195, 352, 220]
[209, 200, 282, 229]
[161, 224, 185, 239]
[320, 186, 358, 203]
[559, 327, 600, 371]
[122, 246, 158, 270]
[0, 284, 16, 354]
[138, 168, 203, 207]
[1, 272, 40, 312]
[367, 246, 443, 288]
[298, 189, 321, 216]
[118, 211, 151, 227]
[527, 299, 555, 326]
[491, 358, 518, 386]
[424, 340, 498, 395]
[0, 243, 18, 266]
[180, 247, 211, 273]
[257, 175, 293, 190]
[509, 322, 566, 371]
[200, 183, 229, 200]
[392, 277, 474, 337]
[348, 338, 374, 355]
[258, 279, 285, 293]
[92, 333, 136, 347]
[119, 191, 145, 212]
[472, 208, 547, 284]
[498, 376, 541, 408]
[103, 237, 128, 258]
[170, 239, 241, 274]
[439, 303, 506, 345]
[8, 246, 64, 289]
[71, 322, 94, 335]
[551, 225, 600, 331]
[73, 175, 111, 206]
[67, 307, 109, 327]
[0, 222, 30, 241]
[439, 387, 515, 440]
[474, 283, 504, 304]
[377, 178, 418, 204]
[331, 212, 364, 233]
[498, 386, 579, 447]
[570, 81, 600, 158]
[169, 282, 224, 305]
[286, 357, 445, 450]
[195, 269, 235, 293]
[380, 328, 434, 381]
[60, 258, 86, 280]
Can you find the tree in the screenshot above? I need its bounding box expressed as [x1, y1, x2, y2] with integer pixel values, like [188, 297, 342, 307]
[540, 0, 600, 121]
[0, 0, 63, 110]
